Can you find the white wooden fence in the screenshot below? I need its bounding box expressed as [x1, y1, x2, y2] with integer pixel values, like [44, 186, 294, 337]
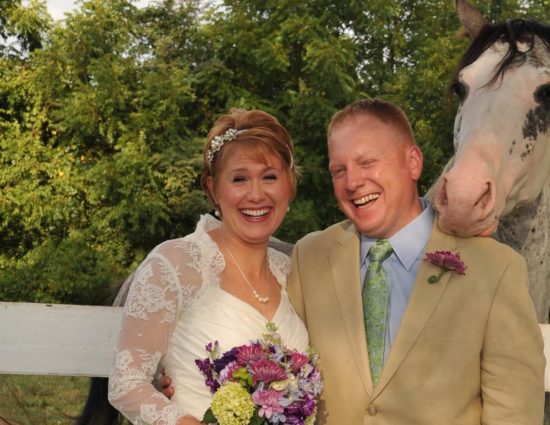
[0, 302, 121, 377]
[0, 302, 549, 392]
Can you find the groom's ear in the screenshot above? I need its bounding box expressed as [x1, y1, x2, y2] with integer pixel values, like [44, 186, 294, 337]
[407, 144, 423, 182]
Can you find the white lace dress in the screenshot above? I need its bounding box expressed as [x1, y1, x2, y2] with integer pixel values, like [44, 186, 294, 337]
[108, 214, 309, 424]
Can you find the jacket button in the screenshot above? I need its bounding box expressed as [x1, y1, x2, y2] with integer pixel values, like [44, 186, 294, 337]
[367, 406, 378, 416]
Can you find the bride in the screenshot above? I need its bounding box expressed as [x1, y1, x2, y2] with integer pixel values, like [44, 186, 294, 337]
[107, 108, 309, 424]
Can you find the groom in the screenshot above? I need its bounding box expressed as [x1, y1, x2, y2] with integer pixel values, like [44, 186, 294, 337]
[287, 98, 545, 424]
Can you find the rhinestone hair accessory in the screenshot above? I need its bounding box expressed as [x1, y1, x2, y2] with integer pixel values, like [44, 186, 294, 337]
[207, 128, 247, 166]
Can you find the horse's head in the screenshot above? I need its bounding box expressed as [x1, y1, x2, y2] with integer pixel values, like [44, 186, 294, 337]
[433, 0, 550, 237]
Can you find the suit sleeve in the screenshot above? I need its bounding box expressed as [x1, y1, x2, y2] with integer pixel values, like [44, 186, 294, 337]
[481, 254, 545, 425]
[287, 241, 307, 325]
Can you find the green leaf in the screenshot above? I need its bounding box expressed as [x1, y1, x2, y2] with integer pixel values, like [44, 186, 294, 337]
[202, 407, 218, 424]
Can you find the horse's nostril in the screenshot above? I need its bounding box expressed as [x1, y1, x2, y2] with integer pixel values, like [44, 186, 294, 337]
[474, 184, 489, 207]
[436, 179, 448, 207]
[473, 181, 495, 212]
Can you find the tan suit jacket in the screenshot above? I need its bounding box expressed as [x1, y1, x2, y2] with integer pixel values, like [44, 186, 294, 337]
[287, 219, 545, 425]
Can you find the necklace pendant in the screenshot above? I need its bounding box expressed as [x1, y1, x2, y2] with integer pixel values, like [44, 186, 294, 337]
[253, 290, 269, 304]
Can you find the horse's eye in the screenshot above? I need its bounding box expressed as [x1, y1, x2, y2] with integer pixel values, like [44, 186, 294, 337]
[451, 80, 467, 102]
[534, 83, 550, 106]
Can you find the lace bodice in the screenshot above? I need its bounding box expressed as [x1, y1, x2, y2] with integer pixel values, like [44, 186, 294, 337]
[108, 215, 308, 424]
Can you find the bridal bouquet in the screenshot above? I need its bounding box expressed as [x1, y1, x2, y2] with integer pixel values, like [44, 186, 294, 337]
[195, 322, 323, 425]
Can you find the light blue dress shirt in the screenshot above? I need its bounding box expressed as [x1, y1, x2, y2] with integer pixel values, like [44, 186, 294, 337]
[360, 198, 435, 363]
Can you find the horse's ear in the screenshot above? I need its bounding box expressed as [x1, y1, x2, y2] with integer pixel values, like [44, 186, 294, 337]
[455, 0, 487, 39]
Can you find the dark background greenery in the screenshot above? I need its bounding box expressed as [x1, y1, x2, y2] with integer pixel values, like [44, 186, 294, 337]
[1, 0, 548, 304]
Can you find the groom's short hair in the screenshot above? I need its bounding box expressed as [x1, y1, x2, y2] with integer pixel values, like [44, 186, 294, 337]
[327, 98, 415, 145]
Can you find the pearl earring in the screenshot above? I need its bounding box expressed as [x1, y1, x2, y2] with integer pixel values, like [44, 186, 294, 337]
[215, 209, 220, 217]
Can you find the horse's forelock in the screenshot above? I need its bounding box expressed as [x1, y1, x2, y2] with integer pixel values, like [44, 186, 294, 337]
[451, 18, 550, 93]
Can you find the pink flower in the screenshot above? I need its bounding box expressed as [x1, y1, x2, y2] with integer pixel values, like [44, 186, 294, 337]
[424, 251, 466, 283]
[252, 389, 285, 419]
[249, 358, 288, 385]
[219, 361, 240, 384]
[289, 351, 309, 373]
[236, 343, 264, 365]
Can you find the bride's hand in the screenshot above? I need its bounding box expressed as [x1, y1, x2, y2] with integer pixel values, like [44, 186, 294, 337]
[177, 416, 204, 425]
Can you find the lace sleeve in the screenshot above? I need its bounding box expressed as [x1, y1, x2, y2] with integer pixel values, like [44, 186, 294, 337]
[108, 244, 192, 425]
[267, 247, 291, 289]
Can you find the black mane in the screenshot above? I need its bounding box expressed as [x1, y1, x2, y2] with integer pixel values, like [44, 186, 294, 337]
[453, 18, 550, 87]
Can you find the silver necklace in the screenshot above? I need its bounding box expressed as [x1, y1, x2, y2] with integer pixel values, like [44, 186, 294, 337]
[219, 228, 271, 304]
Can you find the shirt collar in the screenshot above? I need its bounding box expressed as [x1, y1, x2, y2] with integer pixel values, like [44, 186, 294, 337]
[360, 198, 435, 270]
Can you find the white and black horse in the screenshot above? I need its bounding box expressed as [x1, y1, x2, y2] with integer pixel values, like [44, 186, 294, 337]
[430, 0, 550, 324]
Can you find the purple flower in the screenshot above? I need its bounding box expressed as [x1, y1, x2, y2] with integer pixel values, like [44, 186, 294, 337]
[285, 408, 306, 425]
[213, 346, 239, 373]
[284, 398, 316, 425]
[299, 370, 323, 397]
[252, 389, 285, 419]
[195, 357, 219, 393]
[424, 250, 467, 283]
[205, 341, 216, 353]
[300, 397, 316, 416]
[249, 358, 288, 385]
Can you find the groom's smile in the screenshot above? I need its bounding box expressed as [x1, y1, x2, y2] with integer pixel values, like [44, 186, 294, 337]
[352, 192, 380, 208]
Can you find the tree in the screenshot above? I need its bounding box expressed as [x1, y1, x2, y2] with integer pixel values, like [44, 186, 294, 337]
[0, 0, 547, 303]
[0, 0, 207, 303]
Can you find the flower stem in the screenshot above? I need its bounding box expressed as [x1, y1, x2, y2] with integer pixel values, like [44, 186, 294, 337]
[428, 269, 446, 284]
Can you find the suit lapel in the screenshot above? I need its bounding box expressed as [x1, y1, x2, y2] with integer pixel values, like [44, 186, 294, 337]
[372, 223, 457, 398]
[329, 222, 374, 395]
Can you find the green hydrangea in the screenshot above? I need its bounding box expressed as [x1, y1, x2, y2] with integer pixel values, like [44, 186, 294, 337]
[211, 382, 256, 425]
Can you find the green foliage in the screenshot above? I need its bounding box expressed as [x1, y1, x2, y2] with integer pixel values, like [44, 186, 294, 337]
[0, 232, 124, 303]
[1, 0, 50, 55]
[0, 0, 207, 303]
[0, 0, 547, 303]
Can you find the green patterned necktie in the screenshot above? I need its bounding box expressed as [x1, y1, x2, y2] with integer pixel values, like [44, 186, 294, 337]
[363, 239, 393, 385]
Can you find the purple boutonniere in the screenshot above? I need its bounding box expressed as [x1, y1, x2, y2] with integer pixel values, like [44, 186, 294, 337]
[424, 251, 466, 284]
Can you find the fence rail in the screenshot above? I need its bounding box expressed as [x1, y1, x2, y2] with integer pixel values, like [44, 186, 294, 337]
[1, 301, 549, 392]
